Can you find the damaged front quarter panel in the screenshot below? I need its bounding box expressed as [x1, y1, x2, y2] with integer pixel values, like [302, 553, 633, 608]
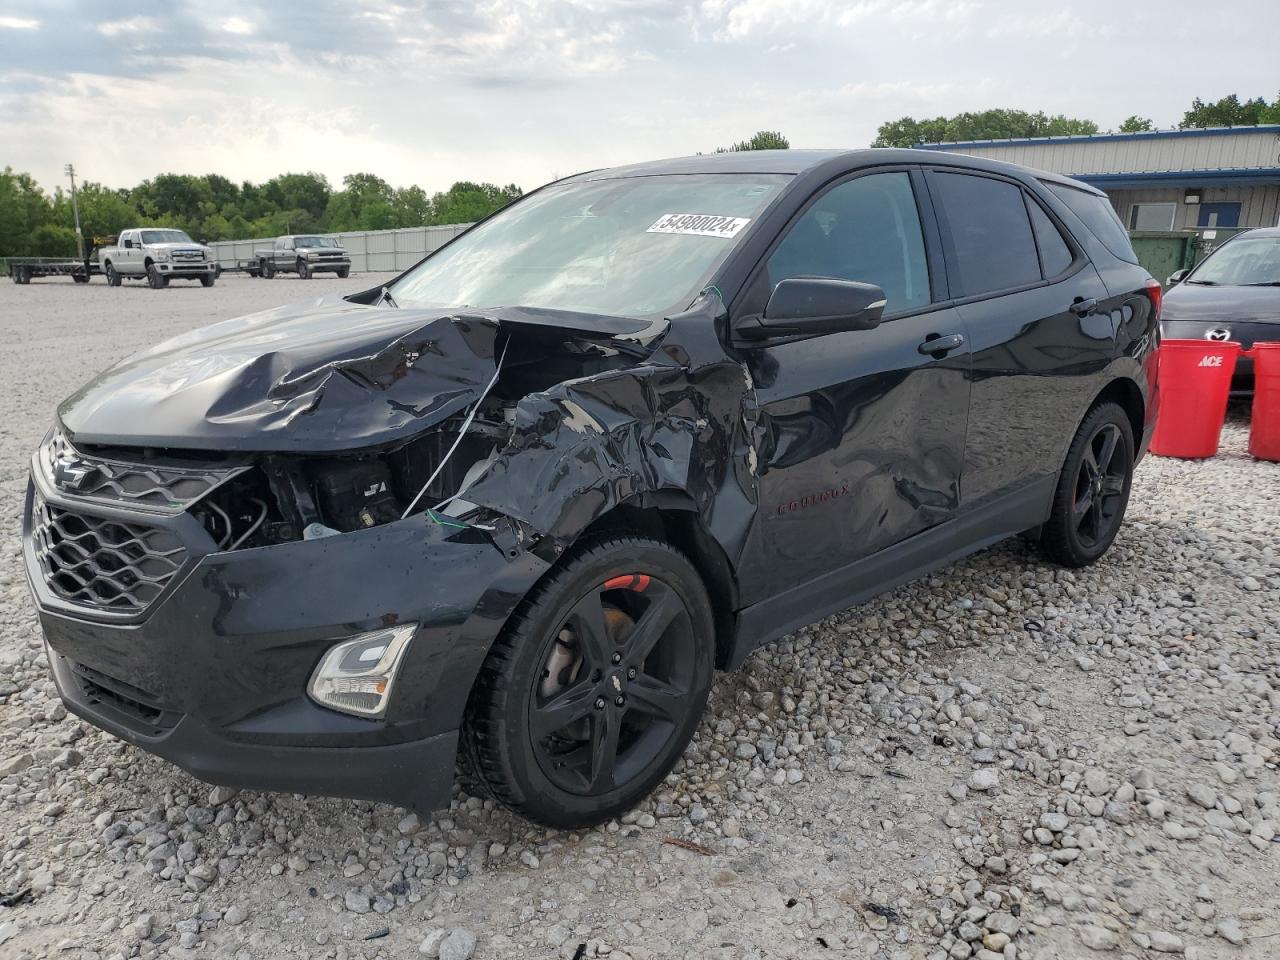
[460, 293, 762, 565]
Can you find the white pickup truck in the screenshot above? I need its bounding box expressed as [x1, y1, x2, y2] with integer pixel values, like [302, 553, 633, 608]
[253, 235, 352, 279]
[99, 229, 216, 289]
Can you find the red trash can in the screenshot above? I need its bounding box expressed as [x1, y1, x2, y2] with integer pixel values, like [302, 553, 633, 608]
[1149, 339, 1241, 459]
[1249, 343, 1280, 462]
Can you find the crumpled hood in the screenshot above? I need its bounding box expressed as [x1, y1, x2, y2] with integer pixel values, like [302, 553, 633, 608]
[1162, 283, 1280, 325]
[58, 297, 651, 453]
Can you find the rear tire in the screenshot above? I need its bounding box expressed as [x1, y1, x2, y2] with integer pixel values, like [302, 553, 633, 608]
[105, 263, 121, 287]
[462, 534, 714, 828]
[261, 261, 275, 279]
[1041, 401, 1134, 567]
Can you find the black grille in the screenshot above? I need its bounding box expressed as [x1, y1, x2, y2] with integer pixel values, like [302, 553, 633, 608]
[31, 495, 187, 614]
[45, 431, 238, 512]
[71, 662, 180, 732]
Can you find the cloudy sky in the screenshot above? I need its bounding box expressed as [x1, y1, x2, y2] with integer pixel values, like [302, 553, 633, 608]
[2, 0, 1277, 194]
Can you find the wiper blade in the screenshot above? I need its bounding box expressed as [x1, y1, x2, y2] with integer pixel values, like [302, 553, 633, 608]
[1185, 279, 1217, 285]
[380, 286, 399, 308]
[1242, 281, 1280, 286]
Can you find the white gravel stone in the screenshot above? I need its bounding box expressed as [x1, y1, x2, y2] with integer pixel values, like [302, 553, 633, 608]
[968, 769, 999, 792]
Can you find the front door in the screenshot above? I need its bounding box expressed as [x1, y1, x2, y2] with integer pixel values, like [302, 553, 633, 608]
[734, 168, 971, 603]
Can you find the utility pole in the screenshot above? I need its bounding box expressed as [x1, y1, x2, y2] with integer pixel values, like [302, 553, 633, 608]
[65, 163, 85, 262]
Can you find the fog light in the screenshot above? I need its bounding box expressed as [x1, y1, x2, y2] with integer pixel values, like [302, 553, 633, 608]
[307, 624, 416, 718]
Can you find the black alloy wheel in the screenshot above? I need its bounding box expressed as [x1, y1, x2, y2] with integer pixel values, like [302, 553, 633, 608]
[529, 573, 699, 796]
[1042, 401, 1134, 567]
[1072, 422, 1126, 549]
[463, 534, 714, 828]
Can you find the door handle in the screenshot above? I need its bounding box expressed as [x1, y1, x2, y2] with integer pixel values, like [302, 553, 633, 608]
[918, 332, 966, 356]
[1069, 296, 1097, 316]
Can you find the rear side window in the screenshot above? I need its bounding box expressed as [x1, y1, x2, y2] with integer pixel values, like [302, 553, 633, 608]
[766, 171, 930, 315]
[1045, 182, 1139, 264]
[931, 172, 1041, 297]
[1027, 200, 1074, 278]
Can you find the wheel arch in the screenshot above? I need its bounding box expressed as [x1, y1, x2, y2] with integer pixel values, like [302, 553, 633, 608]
[574, 494, 741, 669]
[1089, 376, 1144, 447]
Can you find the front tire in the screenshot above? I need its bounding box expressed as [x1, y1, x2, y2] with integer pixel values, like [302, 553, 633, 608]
[200, 274, 215, 287]
[462, 534, 715, 828]
[1041, 401, 1134, 567]
[337, 266, 350, 279]
[146, 263, 168, 289]
[297, 259, 311, 279]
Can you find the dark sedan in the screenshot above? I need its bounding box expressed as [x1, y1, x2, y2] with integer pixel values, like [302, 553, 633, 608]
[1163, 227, 1280, 394]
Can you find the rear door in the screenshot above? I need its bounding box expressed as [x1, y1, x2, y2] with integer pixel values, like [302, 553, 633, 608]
[925, 168, 1112, 509]
[734, 167, 972, 602]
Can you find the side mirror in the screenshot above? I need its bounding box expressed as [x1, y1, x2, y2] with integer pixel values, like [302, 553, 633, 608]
[1167, 268, 1189, 286]
[735, 277, 886, 342]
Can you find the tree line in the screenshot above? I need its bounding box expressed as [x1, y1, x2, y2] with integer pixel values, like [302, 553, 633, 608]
[872, 92, 1280, 147]
[0, 170, 523, 259]
[5, 94, 1276, 258]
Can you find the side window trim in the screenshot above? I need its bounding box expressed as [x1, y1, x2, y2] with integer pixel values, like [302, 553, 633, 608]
[924, 166, 1085, 307]
[734, 163, 944, 325]
[1023, 189, 1086, 283]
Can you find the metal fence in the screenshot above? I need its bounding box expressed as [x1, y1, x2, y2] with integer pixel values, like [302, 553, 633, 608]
[207, 223, 474, 274]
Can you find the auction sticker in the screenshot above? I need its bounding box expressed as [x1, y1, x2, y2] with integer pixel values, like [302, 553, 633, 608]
[647, 213, 751, 238]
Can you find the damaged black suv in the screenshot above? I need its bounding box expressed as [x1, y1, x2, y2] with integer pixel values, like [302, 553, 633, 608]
[25, 150, 1160, 827]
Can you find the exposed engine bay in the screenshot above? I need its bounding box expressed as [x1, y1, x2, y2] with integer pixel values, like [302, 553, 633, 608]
[81, 327, 652, 553]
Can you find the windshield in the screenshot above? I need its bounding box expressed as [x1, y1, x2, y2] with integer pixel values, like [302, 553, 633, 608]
[388, 173, 790, 319]
[140, 229, 194, 245]
[295, 236, 338, 247]
[1188, 236, 1280, 285]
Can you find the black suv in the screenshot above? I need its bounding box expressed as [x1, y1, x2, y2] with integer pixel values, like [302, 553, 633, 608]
[25, 150, 1160, 827]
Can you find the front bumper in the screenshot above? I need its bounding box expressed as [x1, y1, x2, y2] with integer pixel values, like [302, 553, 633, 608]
[156, 261, 216, 275]
[304, 257, 351, 273]
[24, 468, 548, 811]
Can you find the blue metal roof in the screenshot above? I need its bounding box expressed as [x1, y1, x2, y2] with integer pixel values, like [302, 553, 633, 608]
[1073, 168, 1280, 189]
[914, 125, 1280, 149]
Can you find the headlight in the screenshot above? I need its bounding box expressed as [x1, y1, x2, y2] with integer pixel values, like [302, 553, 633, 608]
[154, 249, 170, 261]
[307, 624, 416, 717]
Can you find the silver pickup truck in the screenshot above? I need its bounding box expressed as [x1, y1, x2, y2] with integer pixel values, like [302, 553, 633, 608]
[253, 235, 352, 279]
[99, 229, 216, 288]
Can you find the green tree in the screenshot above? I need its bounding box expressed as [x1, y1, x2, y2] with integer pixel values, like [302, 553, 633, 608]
[428, 181, 522, 225]
[28, 224, 79, 257]
[716, 130, 790, 152]
[873, 109, 1099, 147]
[1119, 115, 1154, 132]
[0, 167, 53, 256]
[263, 172, 330, 225]
[1180, 93, 1280, 128]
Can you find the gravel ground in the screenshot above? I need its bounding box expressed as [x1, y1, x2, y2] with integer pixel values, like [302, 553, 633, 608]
[1, 273, 1278, 960]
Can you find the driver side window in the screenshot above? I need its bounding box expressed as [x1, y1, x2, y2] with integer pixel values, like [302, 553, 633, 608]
[767, 172, 930, 316]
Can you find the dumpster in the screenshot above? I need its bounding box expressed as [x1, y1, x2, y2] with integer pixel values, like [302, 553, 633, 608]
[1149, 339, 1241, 459]
[1249, 343, 1280, 462]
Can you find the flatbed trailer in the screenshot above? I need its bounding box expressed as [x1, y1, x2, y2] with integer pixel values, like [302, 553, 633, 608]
[6, 257, 100, 284]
